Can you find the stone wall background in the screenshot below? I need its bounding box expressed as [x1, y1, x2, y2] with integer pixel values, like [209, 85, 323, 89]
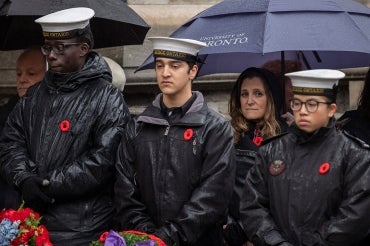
[1, 0, 369, 117]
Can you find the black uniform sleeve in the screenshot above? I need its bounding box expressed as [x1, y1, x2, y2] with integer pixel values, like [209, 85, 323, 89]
[0, 99, 36, 187]
[114, 119, 157, 233]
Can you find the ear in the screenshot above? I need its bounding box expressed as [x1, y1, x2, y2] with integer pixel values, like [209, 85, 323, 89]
[79, 43, 89, 57]
[327, 103, 337, 117]
[189, 65, 198, 80]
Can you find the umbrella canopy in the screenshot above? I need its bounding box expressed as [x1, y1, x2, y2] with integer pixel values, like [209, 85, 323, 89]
[137, 0, 370, 76]
[0, 0, 150, 50]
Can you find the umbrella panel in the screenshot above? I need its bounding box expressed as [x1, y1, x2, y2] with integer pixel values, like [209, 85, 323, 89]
[137, 0, 370, 76]
[0, 0, 150, 50]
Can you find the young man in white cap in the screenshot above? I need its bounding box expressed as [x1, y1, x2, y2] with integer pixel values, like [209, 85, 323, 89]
[0, 7, 130, 245]
[239, 69, 370, 246]
[114, 37, 236, 246]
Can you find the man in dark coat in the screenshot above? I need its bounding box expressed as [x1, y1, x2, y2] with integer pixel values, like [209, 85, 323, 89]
[0, 47, 46, 209]
[0, 8, 130, 245]
[336, 68, 370, 245]
[240, 69, 370, 246]
[114, 37, 236, 246]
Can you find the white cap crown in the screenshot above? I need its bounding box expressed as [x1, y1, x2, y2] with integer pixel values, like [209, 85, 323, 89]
[35, 7, 94, 39]
[286, 69, 345, 89]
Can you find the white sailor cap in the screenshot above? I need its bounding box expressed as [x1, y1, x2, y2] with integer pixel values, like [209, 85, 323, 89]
[285, 69, 345, 100]
[35, 7, 94, 40]
[149, 37, 206, 62]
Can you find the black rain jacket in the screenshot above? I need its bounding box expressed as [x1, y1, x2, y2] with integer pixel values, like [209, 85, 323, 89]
[240, 119, 370, 246]
[115, 91, 236, 246]
[0, 52, 130, 245]
[337, 109, 370, 145]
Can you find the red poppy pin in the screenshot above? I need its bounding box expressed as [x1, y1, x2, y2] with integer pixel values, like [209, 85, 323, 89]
[253, 136, 263, 146]
[253, 129, 263, 146]
[269, 160, 285, 176]
[183, 128, 193, 141]
[59, 120, 70, 132]
[318, 162, 330, 175]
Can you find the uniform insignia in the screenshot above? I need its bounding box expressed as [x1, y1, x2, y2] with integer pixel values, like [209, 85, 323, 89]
[269, 160, 285, 175]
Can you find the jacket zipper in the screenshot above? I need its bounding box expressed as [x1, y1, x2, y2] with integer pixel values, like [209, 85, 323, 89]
[164, 126, 170, 135]
[158, 125, 170, 222]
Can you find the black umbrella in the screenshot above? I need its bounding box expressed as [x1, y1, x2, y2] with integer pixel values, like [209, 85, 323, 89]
[0, 0, 150, 50]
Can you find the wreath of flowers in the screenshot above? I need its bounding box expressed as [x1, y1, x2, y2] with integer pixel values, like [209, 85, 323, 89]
[0, 202, 53, 246]
[90, 230, 166, 246]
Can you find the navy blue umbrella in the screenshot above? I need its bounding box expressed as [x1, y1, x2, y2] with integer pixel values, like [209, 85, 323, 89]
[137, 0, 370, 76]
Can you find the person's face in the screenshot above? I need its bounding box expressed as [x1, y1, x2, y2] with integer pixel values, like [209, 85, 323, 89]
[16, 50, 46, 97]
[284, 78, 294, 113]
[155, 57, 197, 98]
[239, 77, 268, 121]
[43, 39, 87, 73]
[292, 94, 336, 133]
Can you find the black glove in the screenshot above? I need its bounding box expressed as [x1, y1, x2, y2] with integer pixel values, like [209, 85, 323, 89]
[153, 228, 176, 246]
[223, 222, 248, 246]
[278, 242, 294, 246]
[20, 176, 54, 211]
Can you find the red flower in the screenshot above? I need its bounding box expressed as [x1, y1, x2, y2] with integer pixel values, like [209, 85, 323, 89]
[37, 225, 49, 237]
[318, 162, 330, 174]
[148, 234, 167, 246]
[1, 202, 53, 246]
[99, 231, 109, 242]
[20, 207, 40, 221]
[253, 136, 263, 146]
[92, 230, 167, 246]
[0, 208, 18, 221]
[35, 232, 53, 246]
[59, 120, 70, 132]
[183, 128, 193, 141]
[253, 129, 263, 146]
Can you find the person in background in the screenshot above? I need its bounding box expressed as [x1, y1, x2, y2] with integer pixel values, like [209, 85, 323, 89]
[16, 47, 47, 97]
[240, 69, 370, 246]
[114, 37, 236, 246]
[0, 7, 130, 245]
[337, 68, 370, 144]
[0, 47, 46, 210]
[223, 67, 287, 246]
[103, 56, 126, 93]
[0, 47, 46, 131]
[262, 59, 302, 125]
[336, 67, 370, 246]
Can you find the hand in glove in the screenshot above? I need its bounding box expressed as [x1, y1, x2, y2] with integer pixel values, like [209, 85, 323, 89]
[223, 222, 248, 246]
[278, 242, 294, 246]
[20, 176, 54, 211]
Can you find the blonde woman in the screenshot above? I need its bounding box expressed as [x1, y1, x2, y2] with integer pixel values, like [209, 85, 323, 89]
[224, 67, 287, 246]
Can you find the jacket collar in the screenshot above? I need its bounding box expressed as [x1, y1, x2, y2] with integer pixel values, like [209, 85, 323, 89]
[138, 91, 207, 126]
[290, 117, 336, 144]
[44, 51, 112, 93]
